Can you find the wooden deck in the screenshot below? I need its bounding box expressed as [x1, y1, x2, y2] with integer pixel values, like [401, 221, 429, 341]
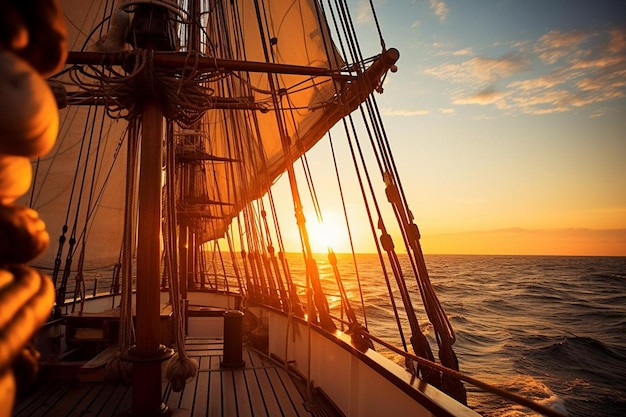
[13, 338, 341, 417]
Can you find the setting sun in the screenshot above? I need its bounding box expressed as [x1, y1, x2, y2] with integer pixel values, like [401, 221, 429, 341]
[305, 214, 348, 253]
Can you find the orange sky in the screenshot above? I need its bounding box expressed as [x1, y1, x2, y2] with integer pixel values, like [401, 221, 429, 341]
[278, 208, 626, 256]
[421, 228, 626, 257]
[268, 2, 626, 257]
[221, 2, 626, 258]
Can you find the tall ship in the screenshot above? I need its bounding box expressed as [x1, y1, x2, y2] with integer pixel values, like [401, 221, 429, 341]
[2, 1, 567, 416]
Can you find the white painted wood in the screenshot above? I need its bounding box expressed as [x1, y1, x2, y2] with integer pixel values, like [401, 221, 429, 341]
[267, 311, 479, 417]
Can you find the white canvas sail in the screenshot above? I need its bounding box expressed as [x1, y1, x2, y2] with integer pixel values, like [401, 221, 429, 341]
[25, 0, 376, 259]
[180, 0, 349, 242]
[23, 0, 129, 270]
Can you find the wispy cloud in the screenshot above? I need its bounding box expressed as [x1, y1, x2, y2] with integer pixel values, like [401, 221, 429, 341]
[453, 88, 508, 108]
[608, 27, 626, 54]
[434, 46, 476, 57]
[590, 107, 617, 118]
[424, 27, 626, 116]
[382, 108, 430, 116]
[535, 30, 588, 64]
[429, 0, 449, 23]
[355, 0, 372, 24]
[425, 54, 529, 84]
[452, 47, 474, 56]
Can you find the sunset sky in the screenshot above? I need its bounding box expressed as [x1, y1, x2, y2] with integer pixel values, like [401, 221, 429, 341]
[272, 0, 626, 256]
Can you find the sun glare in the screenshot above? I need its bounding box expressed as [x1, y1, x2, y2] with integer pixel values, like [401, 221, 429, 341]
[306, 215, 347, 253]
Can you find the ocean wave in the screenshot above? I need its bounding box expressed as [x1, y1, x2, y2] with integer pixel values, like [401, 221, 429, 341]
[597, 295, 626, 305]
[450, 314, 469, 324]
[526, 336, 626, 367]
[587, 272, 626, 283]
[318, 254, 626, 416]
[517, 336, 626, 415]
[457, 329, 505, 352]
[470, 374, 566, 417]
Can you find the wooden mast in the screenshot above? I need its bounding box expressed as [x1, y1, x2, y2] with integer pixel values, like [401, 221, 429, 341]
[128, 98, 173, 416]
[124, 5, 177, 414]
[127, 3, 202, 414]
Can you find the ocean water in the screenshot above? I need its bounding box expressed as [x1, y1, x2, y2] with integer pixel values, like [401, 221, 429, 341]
[310, 254, 626, 417]
[68, 253, 626, 416]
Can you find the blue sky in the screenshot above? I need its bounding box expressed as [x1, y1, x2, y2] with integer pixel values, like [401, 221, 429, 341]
[376, 0, 626, 117]
[283, 0, 626, 255]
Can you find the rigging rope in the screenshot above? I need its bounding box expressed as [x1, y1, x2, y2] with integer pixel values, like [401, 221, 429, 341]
[163, 121, 198, 392]
[327, 132, 369, 328]
[58, 107, 102, 313]
[51, 105, 93, 315]
[335, 78, 412, 355]
[370, 333, 567, 417]
[105, 118, 138, 385]
[316, 0, 412, 355]
[267, 189, 303, 315]
[255, 0, 335, 331]
[317, 0, 467, 402]
[73, 106, 109, 314]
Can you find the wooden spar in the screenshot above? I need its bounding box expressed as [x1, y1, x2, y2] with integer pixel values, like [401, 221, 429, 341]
[66, 51, 356, 80]
[128, 100, 173, 416]
[197, 48, 400, 242]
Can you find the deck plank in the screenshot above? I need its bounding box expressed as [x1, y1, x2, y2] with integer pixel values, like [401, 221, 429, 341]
[13, 381, 63, 416]
[66, 383, 107, 417]
[232, 368, 253, 417]
[165, 378, 184, 409]
[250, 360, 283, 416]
[190, 356, 210, 417]
[30, 382, 78, 417]
[266, 366, 301, 416]
[221, 370, 239, 417]
[98, 381, 132, 415]
[90, 383, 128, 416]
[14, 338, 342, 417]
[207, 357, 222, 417]
[243, 368, 268, 417]
[180, 373, 199, 416]
[267, 366, 308, 416]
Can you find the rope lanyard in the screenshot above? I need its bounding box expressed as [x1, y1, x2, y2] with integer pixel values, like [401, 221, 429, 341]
[251, 0, 335, 331]
[122, 119, 138, 348]
[327, 132, 369, 328]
